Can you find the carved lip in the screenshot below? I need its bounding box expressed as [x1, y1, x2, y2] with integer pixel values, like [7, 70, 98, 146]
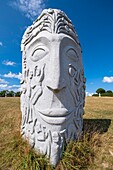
[38, 108, 69, 117]
[37, 108, 75, 124]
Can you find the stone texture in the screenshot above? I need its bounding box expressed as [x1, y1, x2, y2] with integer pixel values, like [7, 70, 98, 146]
[20, 8, 86, 166]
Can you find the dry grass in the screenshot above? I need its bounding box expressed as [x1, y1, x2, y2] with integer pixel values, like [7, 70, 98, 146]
[0, 97, 51, 170]
[84, 97, 113, 169]
[84, 97, 113, 119]
[0, 97, 113, 169]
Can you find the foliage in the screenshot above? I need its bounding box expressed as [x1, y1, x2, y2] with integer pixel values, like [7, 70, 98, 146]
[93, 92, 113, 97]
[93, 88, 113, 97]
[7, 91, 15, 97]
[101, 92, 113, 97]
[15, 91, 21, 97]
[96, 88, 106, 94]
[0, 90, 8, 97]
[0, 90, 20, 97]
[106, 90, 113, 93]
[92, 94, 99, 97]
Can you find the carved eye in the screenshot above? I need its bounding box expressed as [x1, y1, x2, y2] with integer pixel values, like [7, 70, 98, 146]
[66, 48, 78, 61]
[68, 64, 77, 77]
[69, 67, 75, 77]
[31, 46, 49, 62]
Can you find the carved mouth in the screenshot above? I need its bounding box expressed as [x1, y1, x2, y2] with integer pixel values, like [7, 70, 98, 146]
[37, 108, 75, 125]
[38, 108, 69, 117]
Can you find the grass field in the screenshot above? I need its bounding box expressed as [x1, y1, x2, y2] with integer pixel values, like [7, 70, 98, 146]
[0, 97, 113, 170]
[84, 97, 113, 169]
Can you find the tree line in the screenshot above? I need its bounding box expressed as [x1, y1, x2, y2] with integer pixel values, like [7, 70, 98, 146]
[0, 88, 113, 97]
[93, 88, 113, 97]
[0, 90, 21, 97]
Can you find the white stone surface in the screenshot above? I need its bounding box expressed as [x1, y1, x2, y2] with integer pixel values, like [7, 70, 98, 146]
[20, 8, 86, 166]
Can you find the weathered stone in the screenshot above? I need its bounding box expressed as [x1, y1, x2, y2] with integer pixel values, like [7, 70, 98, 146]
[20, 8, 86, 166]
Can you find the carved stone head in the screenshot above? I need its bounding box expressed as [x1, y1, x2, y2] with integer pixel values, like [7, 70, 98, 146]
[20, 8, 85, 166]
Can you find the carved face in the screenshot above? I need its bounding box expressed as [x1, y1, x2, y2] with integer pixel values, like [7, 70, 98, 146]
[25, 31, 83, 125]
[21, 9, 86, 167]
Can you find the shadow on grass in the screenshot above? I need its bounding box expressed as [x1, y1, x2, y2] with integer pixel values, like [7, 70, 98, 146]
[83, 119, 111, 134]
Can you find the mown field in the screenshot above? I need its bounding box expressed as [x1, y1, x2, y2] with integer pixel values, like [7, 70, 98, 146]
[0, 97, 113, 170]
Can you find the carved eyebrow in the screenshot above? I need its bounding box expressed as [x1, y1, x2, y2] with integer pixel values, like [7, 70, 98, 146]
[38, 36, 50, 42]
[67, 48, 78, 54]
[61, 36, 78, 45]
[35, 36, 51, 44]
[29, 36, 50, 48]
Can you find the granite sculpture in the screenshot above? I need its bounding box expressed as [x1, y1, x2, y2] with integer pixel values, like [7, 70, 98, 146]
[20, 8, 86, 166]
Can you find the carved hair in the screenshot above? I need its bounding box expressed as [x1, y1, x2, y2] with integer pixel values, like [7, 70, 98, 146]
[21, 8, 80, 51]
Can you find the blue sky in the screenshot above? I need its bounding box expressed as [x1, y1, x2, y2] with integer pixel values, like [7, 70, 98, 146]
[0, 0, 113, 95]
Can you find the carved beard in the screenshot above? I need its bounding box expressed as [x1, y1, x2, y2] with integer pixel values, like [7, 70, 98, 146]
[21, 63, 85, 166]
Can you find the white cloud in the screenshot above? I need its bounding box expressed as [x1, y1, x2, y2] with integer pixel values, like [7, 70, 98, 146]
[8, 85, 20, 89]
[2, 60, 16, 66]
[7, 84, 21, 92]
[0, 84, 8, 88]
[0, 42, 3, 46]
[4, 72, 22, 80]
[0, 84, 20, 92]
[0, 78, 8, 84]
[102, 76, 113, 83]
[0, 73, 21, 91]
[13, 88, 21, 92]
[10, 0, 46, 20]
[86, 92, 94, 96]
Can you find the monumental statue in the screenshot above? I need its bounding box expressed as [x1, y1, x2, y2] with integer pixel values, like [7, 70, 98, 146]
[20, 8, 86, 166]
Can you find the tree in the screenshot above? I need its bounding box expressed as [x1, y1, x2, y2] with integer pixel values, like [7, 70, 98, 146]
[96, 88, 106, 94]
[106, 90, 113, 93]
[15, 91, 21, 97]
[0, 90, 8, 97]
[7, 91, 14, 97]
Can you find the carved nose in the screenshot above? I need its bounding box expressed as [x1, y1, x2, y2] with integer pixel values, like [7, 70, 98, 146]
[46, 78, 66, 92]
[46, 60, 66, 91]
[46, 43, 66, 92]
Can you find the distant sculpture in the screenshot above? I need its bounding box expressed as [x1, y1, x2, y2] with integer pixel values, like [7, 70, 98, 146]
[20, 8, 86, 166]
